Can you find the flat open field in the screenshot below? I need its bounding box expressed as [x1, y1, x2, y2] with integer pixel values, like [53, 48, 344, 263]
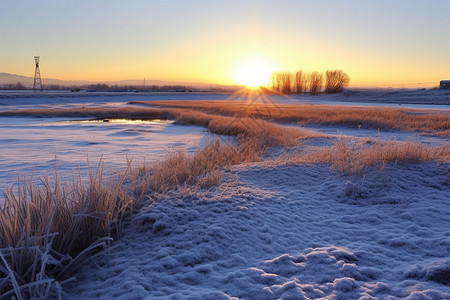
[0, 90, 449, 299]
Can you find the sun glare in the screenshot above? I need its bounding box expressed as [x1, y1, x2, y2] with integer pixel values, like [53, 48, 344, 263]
[234, 58, 274, 88]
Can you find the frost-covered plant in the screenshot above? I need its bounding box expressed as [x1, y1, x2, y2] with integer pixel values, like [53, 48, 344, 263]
[0, 161, 132, 299]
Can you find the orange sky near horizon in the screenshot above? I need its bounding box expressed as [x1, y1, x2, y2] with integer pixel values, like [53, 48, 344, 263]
[1, 1, 449, 88]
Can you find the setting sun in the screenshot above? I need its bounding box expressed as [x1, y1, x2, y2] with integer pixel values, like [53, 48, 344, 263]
[234, 58, 275, 88]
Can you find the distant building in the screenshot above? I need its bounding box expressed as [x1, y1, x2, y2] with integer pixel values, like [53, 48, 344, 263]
[440, 80, 450, 89]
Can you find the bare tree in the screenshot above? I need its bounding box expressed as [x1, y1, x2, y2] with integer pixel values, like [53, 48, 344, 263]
[303, 73, 311, 94]
[325, 70, 350, 93]
[271, 72, 277, 91]
[309, 72, 323, 95]
[295, 71, 307, 93]
[281, 72, 292, 94]
[15, 81, 25, 90]
[276, 72, 283, 93]
[273, 69, 349, 95]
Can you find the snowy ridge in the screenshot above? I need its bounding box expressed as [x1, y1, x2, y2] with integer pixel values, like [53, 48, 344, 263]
[65, 162, 450, 299]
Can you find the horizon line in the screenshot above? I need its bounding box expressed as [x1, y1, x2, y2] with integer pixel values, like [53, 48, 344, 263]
[0, 72, 444, 89]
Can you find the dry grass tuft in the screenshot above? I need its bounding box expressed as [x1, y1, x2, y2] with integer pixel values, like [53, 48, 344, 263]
[131, 138, 264, 197]
[287, 139, 450, 174]
[207, 117, 319, 147]
[173, 108, 322, 147]
[329, 139, 449, 174]
[0, 162, 133, 299]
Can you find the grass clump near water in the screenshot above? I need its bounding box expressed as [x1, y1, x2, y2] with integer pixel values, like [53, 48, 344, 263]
[131, 138, 269, 199]
[0, 163, 133, 299]
[174, 109, 321, 147]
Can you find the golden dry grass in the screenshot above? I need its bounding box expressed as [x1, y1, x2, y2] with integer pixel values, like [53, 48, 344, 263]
[287, 139, 450, 174]
[133, 100, 450, 136]
[3, 98, 447, 135]
[174, 108, 321, 146]
[131, 138, 265, 199]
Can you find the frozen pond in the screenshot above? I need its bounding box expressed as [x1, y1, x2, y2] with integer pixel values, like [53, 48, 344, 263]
[0, 116, 215, 192]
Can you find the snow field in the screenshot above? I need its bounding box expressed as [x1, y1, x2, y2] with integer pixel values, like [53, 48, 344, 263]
[65, 162, 450, 299]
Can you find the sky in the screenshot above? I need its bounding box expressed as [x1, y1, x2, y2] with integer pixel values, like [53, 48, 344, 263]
[1, 0, 449, 87]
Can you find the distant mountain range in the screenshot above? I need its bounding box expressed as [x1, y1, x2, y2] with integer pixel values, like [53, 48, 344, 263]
[0, 73, 234, 89]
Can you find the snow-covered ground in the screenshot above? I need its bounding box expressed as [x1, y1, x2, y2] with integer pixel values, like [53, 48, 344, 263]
[299, 124, 449, 148]
[0, 90, 449, 299]
[64, 162, 450, 299]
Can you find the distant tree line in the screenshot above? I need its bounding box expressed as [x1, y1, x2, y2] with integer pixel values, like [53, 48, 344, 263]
[78, 83, 198, 92]
[0, 82, 205, 92]
[0, 82, 26, 90]
[271, 69, 350, 95]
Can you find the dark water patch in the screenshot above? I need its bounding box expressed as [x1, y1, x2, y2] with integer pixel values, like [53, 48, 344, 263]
[70, 141, 110, 147]
[64, 117, 171, 124]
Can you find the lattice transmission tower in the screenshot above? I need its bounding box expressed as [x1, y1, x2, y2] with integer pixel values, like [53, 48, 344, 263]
[33, 56, 43, 92]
